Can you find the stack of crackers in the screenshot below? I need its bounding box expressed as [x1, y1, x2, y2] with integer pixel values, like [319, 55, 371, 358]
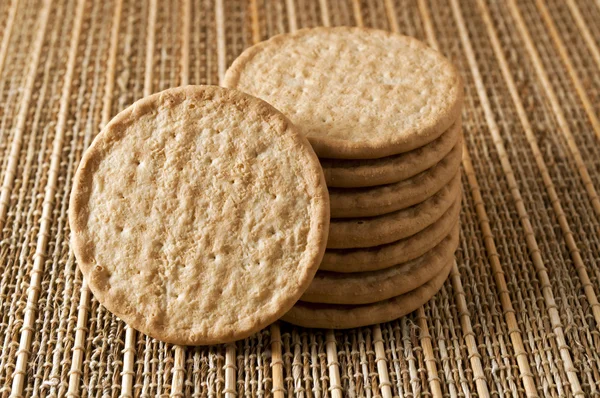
[70, 27, 464, 346]
[225, 27, 463, 329]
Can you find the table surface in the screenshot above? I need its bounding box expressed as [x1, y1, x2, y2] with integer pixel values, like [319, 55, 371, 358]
[1, 0, 600, 397]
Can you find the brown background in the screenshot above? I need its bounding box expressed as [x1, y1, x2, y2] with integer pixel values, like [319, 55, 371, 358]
[0, 0, 599, 396]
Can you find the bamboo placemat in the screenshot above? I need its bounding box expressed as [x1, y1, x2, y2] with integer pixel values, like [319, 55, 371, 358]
[0, 0, 599, 396]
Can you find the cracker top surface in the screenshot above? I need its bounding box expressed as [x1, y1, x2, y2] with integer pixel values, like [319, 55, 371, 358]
[224, 27, 463, 159]
[69, 86, 329, 345]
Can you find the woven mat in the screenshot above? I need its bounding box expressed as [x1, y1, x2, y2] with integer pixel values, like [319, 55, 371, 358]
[1, 0, 600, 396]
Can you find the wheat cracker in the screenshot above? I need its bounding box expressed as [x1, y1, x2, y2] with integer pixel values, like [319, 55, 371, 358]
[223, 27, 463, 159]
[69, 86, 330, 345]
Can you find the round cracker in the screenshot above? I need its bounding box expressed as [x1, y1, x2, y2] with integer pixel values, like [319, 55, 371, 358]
[321, 120, 461, 188]
[327, 174, 461, 249]
[303, 225, 458, 304]
[329, 139, 462, 218]
[282, 260, 453, 329]
[223, 27, 463, 159]
[69, 86, 330, 345]
[321, 198, 460, 272]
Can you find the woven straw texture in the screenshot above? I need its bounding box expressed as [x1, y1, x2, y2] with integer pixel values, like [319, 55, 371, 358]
[1, 0, 600, 396]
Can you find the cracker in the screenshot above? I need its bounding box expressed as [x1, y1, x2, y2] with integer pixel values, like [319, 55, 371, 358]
[223, 27, 463, 159]
[302, 225, 458, 304]
[321, 199, 460, 272]
[329, 138, 462, 218]
[321, 120, 461, 188]
[282, 259, 452, 329]
[327, 173, 461, 248]
[69, 86, 330, 345]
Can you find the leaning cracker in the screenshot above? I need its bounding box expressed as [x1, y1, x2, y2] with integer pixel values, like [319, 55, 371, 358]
[321, 120, 461, 188]
[321, 198, 460, 272]
[282, 260, 453, 329]
[303, 225, 458, 304]
[327, 174, 461, 248]
[224, 27, 463, 159]
[329, 139, 462, 218]
[69, 86, 330, 345]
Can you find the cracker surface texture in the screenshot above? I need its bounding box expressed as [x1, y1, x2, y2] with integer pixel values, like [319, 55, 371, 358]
[69, 86, 330, 345]
[224, 27, 463, 159]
